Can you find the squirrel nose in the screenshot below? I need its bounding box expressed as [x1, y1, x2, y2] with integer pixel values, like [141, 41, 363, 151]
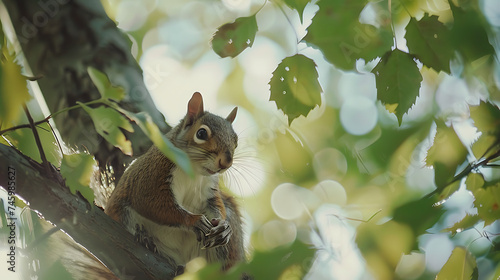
[218, 151, 233, 170]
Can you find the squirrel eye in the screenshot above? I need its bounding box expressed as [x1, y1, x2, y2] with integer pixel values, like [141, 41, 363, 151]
[196, 128, 208, 141]
[193, 125, 211, 144]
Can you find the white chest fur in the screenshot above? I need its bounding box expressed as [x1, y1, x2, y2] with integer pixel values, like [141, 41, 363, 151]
[170, 167, 218, 214]
[125, 167, 220, 266]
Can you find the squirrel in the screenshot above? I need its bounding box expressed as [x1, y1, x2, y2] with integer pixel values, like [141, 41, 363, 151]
[105, 92, 245, 275]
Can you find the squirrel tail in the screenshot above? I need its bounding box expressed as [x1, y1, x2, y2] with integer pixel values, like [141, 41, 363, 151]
[25, 218, 118, 280]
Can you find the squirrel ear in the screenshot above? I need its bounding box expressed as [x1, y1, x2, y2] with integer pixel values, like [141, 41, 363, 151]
[226, 107, 238, 123]
[187, 92, 204, 124]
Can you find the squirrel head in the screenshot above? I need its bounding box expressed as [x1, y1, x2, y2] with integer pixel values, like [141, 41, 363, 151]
[170, 92, 238, 176]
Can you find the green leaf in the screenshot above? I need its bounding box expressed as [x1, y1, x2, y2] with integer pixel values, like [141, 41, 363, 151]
[470, 101, 500, 159]
[436, 247, 478, 280]
[87, 67, 126, 102]
[426, 120, 468, 191]
[0, 51, 31, 128]
[450, 2, 495, 63]
[473, 184, 500, 226]
[211, 15, 257, 58]
[123, 111, 194, 176]
[79, 104, 134, 156]
[469, 101, 500, 133]
[232, 240, 314, 279]
[356, 220, 414, 276]
[392, 197, 444, 244]
[465, 173, 485, 193]
[444, 214, 480, 236]
[304, 0, 393, 70]
[60, 153, 96, 204]
[405, 14, 453, 73]
[2, 122, 62, 165]
[283, 0, 310, 23]
[269, 54, 322, 125]
[372, 49, 422, 125]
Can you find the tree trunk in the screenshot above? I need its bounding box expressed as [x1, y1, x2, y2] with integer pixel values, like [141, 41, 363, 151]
[1, 0, 169, 183]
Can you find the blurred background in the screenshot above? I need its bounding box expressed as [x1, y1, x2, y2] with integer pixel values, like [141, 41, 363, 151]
[101, 0, 500, 278]
[2, 0, 500, 279]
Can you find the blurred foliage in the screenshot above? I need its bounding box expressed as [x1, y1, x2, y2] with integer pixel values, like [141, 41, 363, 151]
[177, 240, 314, 280]
[1, 0, 500, 279]
[405, 14, 453, 73]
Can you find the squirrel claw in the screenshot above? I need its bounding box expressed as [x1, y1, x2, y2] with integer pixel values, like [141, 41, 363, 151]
[202, 219, 232, 248]
[194, 215, 214, 242]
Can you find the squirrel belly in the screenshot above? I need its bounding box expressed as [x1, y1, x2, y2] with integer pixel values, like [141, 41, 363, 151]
[123, 166, 223, 267]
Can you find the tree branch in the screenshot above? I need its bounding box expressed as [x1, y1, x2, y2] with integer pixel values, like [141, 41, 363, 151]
[0, 144, 176, 280]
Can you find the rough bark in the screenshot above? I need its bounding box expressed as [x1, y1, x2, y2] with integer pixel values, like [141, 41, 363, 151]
[0, 144, 176, 279]
[2, 0, 169, 183]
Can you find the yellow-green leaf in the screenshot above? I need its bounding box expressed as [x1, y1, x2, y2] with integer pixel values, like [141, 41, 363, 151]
[473, 185, 500, 226]
[123, 111, 194, 176]
[444, 214, 480, 236]
[470, 101, 500, 159]
[79, 104, 133, 156]
[436, 247, 478, 280]
[87, 67, 126, 102]
[465, 173, 485, 193]
[60, 153, 96, 204]
[426, 120, 468, 191]
[0, 52, 31, 127]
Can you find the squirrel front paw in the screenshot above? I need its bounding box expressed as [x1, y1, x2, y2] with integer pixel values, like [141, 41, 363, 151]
[193, 216, 232, 249]
[203, 218, 232, 249]
[193, 215, 213, 242]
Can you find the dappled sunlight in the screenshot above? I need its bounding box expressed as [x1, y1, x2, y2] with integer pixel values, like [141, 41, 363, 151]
[1, 0, 500, 279]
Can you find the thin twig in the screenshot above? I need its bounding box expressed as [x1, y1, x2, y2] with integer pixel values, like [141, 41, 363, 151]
[424, 145, 500, 198]
[0, 118, 49, 135]
[23, 104, 52, 176]
[0, 99, 104, 136]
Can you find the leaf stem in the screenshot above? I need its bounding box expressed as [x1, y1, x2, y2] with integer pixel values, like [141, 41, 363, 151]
[0, 98, 105, 136]
[275, 2, 300, 49]
[23, 104, 51, 175]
